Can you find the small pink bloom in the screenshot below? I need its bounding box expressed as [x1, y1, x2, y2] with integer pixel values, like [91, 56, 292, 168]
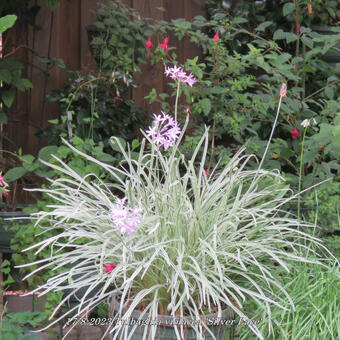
[164, 66, 197, 87]
[103, 263, 116, 273]
[290, 126, 300, 140]
[160, 37, 169, 52]
[110, 198, 141, 235]
[213, 32, 219, 42]
[145, 37, 152, 58]
[0, 175, 4, 184]
[280, 83, 287, 98]
[145, 111, 181, 151]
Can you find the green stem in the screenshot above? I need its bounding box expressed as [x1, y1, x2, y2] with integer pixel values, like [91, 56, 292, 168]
[174, 81, 180, 122]
[298, 127, 308, 220]
[90, 85, 94, 140]
[294, 0, 301, 87]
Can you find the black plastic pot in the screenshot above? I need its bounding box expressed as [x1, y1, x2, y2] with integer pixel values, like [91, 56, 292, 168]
[110, 298, 236, 340]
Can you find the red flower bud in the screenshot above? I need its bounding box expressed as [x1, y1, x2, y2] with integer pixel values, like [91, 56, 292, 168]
[103, 263, 116, 273]
[290, 126, 299, 140]
[145, 37, 152, 58]
[160, 37, 169, 52]
[213, 32, 219, 42]
[145, 37, 152, 49]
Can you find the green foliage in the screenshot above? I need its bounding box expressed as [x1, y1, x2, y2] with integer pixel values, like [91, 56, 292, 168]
[0, 59, 33, 121]
[40, 71, 145, 151]
[4, 167, 28, 183]
[130, 3, 340, 194]
[0, 259, 15, 290]
[0, 14, 32, 124]
[238, 261, 340, 340]
[0, 15, 17, 33]
[0, 312, 46, 340]
[304, 182, 340, 258]
[44, 0, 60, 11]
[304, 0, 340, 26]
[89, 0, 150, 79]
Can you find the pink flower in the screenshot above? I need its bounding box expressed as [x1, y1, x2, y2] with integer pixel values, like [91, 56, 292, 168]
[145, 37, 152, 57]
[103, 263, 116, 273]
[290, 126, 300, 140]
[146, 111, 181, 151]
[164, 66, 197, 87]
[160, 37, 169, 52]
[280, 83, 287, 98]
[213, 32, 219, 42]
[0, 175, 4, 184]
[109, 198, 141, 235]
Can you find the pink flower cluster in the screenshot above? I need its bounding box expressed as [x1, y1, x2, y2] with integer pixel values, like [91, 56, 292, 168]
[164, 65, 197, 87]
[146, 112, 181, 151]
[109, 198, 141, 235]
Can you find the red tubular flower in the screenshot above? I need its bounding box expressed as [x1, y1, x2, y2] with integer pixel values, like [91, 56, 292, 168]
[145, 37, 152, 58]
[213, 32, 219, 42]
[160, 37, 169, 52]
[103, 263, 116, 273]
[290, 126, 300, 140]
[307, 2, 313, 14]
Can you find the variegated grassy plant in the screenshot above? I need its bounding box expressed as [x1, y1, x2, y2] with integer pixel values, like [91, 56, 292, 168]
[20, 81, 335, 340]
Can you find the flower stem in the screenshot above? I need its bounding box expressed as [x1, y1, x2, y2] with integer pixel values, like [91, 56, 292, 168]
[174, 81, 180, 121]
[257, 96, 283, 172]
[298, 127, 307, 220]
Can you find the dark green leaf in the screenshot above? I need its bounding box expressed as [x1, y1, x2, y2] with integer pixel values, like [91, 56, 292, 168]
[0, 70, 12, 83]
[20, 154, 35, 164]
[44, 0, 60, 10]
[255, 21, 273, 32]
[2, 90, 15, 108]
[283, 2, 295, 16]
[52, 58, 66, 69]
[4, 167, 27, 182]
[201, 98, 211, 115]
[0, 15, 17, 33]
[0, 111, 7, 124]
[38, 145, 59, 161]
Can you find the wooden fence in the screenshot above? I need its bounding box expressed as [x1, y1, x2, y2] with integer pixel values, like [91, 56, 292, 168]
[3, 0, 206, 157]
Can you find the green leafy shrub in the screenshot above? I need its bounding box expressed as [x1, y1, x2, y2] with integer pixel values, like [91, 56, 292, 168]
[89, 0, 150, 78]
[39, 71, 145, 151]
[0, 15, 32, 124]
